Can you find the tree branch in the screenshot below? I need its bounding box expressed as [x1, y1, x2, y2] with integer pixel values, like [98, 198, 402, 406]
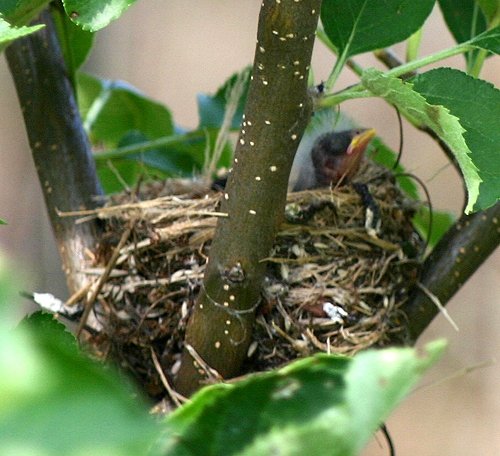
[5, 10, 103, 294]
[398, 201, 500, 343]
[175, 0, 322, 396]
[373, 48, 500, 339]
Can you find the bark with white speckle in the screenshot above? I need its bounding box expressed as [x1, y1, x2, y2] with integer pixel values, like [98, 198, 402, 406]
[400, 202, 500, 343]
[175, 0, 322, 396]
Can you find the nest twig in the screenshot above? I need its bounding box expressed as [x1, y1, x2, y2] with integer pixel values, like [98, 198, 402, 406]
[73, 160, 422, 400]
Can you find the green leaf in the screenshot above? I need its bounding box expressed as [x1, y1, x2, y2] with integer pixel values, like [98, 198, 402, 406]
[158, 342, 445, 456]
[368, 138, 420, 200]
[94, 128, 232, 193]
[412, 68, 500, 211]
[437, 0, 496, 70]
[197, 67, 251, 129]
[78, 72, 234, 192]
[0, 0, 18, 17]
[95, 130, 175, 193]
[18, 311, 78, 349]
[0, 311, 160, 456]
[0, 218, 6, 225]
[62, 0, 137, 31]
[321, 0, 435, 58]
[469, 25, 500, 54]
[77, 72, 174, 148]
[361, 68, 481, 213]
[0, 256, 22, 326]
[95, 130, 203, 193]
[0, 0, 49, 26]
[344, 341, 445, 454]
[0, 16, 44, 46]
[115, 130, 198, 175]
[51, 5, 94, 74]
[438, 0, 488, 45]
[414, 206, 455, 248]
[476, 0, 500, 23]
[96, 158, 153, 194]
[161, 128, 233, 172]
[439, 0, 500, 72]
[76, 70, 103, 118]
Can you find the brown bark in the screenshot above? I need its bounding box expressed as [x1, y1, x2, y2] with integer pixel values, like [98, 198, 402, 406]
[400, 201, 500, 343]
[175, 0, 322, 396]
[5, 10, 103, 294]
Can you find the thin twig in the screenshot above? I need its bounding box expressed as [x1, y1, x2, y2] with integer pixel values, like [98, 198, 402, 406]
[374, 49, 417, 79]
[414, 358, 496, 394]
[416, 282, 458, 332]
[392, 107, 404, 170]
[184, 344, 224, 383]
[380, 424, 395, 456]
[65, 282, 92, 307]
[77, 224, 133, 337]
[204, 68, 250, 178]
[393, 172, 433, 254]
[150, 348, 187, 407]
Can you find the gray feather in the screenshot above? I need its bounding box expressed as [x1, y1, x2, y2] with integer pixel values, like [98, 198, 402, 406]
[289, 110, 355, 191]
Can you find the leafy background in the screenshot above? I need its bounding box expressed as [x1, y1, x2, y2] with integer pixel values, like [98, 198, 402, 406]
[0, 1, 498, 454]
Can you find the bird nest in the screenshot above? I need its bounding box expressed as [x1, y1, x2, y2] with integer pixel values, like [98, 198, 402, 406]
[80, 160, 422, 399]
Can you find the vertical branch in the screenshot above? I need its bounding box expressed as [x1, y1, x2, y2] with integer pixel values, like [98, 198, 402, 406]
[400, 202, 500, 343]
[175, 0, 322, 396]
[5, 10, 103, 294]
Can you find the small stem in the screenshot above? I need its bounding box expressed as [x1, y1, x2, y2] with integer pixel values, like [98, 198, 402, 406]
[325, 48, 349, 91]
[319, 41, 475, 109]
[406, 28, 423, 62]
[468, 48, 488, 77]
[468, 14, 500, 77]
[345, 57, 365, 77]
[316, 27, 337, 53]
[466, 3, 481, 74]
[316, 27, 364, 77]
[386, 43, 472, 78]
[319, 87, 372, 108]
[95, 131, 207, 161]
[374, 49, 417, 78]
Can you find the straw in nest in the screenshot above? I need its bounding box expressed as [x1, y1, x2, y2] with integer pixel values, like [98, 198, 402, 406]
[75, 159, 422, 399]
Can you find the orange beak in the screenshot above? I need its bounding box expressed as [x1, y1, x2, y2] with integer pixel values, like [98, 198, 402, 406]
[340, 128, 376, 182]
[309, 127, 377, 189]
[346, 128, 377, 157]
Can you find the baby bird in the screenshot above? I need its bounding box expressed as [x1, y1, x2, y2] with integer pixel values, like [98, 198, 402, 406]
[212, 112, 376, 193]
[291, 128, 376, 191]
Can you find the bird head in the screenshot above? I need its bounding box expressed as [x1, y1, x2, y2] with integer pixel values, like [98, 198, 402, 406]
[311, 128, 376, 187]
